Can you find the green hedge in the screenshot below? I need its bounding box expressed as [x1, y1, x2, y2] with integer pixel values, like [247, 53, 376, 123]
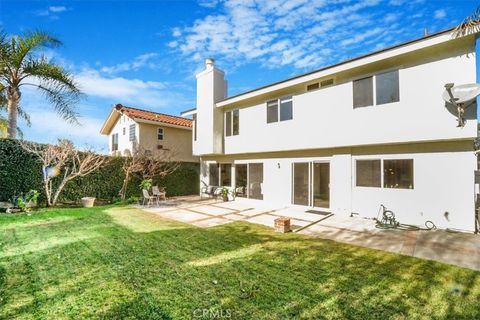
[0, 139, 199, 204]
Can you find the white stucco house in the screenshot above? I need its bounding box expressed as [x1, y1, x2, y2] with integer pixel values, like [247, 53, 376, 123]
[183, 27, 480, 232]
[100, 104, 198, 163]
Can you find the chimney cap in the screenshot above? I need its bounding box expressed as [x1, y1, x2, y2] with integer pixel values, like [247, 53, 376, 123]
[205, 57, 215, 67]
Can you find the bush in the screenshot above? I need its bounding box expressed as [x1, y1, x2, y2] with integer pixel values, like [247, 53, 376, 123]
[0, 139, 199, 204]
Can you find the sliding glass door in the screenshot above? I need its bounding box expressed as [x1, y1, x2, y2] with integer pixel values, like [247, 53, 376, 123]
[235, 164, 247, 198]
[292, 161, 330, 208]
[313, 162, 330, 208]
[293, 163, 309, 205]
[248, 163, 263, 200]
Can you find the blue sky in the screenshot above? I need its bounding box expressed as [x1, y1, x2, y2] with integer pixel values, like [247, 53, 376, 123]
[0, 0, 477, 150]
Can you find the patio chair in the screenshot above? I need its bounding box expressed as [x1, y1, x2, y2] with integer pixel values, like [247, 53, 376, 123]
[142, 189, 156, 207]
[152, 186, 166, 202]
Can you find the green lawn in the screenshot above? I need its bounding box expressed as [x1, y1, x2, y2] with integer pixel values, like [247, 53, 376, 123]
[0, 206, 479, 319]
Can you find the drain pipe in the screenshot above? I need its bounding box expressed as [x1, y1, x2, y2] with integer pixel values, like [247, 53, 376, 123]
[476, 34, 480, 234]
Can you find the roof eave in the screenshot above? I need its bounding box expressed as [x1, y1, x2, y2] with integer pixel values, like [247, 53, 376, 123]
[216, 27, 466, 108]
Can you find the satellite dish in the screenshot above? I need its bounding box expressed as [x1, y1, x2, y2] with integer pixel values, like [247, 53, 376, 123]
[443, 83, 480, 127]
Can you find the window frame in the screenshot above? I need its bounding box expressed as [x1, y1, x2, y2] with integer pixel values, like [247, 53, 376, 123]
[266, 95, 293, 123]
[225, 109, 239, 137]
[352, 68, 400, 109]
[129, 124, 136, 142]
[157, 127, 164, 141]
[355, 157, 414, 190]
[111, 133, 119, 151]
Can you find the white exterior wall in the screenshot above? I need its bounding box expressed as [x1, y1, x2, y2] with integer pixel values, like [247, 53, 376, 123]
[195, 35, 478, 232]
[109, 114, 137, 156]
[224, 52, 476, 155]
[202, 143, 476, 231]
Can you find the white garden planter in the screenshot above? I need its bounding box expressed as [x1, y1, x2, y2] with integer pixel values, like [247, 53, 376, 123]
[81, 197, 96, 208]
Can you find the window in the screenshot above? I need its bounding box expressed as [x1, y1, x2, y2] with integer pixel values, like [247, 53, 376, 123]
[192, 114, 197, 141]
[129, 124, 136, 142]
[111, 133, 118, 151]
[158, 128, 164, 140]
[266, 100, 278, 123]
[356, 160, 381, 187]
[122, 127, 126, 135]
[353, 77, 374, 108]
[280, 96, 293, 121]
[225, 111, 232, 137]
[267, 96, 293, 123]
[232, 109, 239, 135]
[384, 159, 413, 189]
[353, 70, 400, 108]
[220, 164, 232, 186]
[209, 163, 219, 186]
[225, 109, 239, 136]
[376, 70, 399, 105]
[355, 159, 414, 189]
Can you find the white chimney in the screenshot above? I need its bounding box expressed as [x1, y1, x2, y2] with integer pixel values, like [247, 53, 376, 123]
[194, 58, 227, 155]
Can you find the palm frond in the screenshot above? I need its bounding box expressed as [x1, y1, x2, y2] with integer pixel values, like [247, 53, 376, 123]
[453, 6, 480, 38]
[10, 30, 61, 70]
[35, 83, 81, 124]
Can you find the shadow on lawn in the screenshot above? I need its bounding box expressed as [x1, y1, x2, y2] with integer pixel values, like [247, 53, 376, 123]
[0, 206, 479, 319]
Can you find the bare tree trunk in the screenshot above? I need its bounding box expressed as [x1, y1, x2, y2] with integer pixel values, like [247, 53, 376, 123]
[7, 86, 21, 139]
[120, 170, 130, 200]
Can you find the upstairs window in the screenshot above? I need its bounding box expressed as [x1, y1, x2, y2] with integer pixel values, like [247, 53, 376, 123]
[112, 133, 119, 151]
[129, 124, 136, 142]
[266, 96, 293, 123]
[266, 100, 278, 123]
[122, 127, 126, 135]
[376, 70, 399, 105]
[158, 128, 164, 140]
[225, 109, 239, 136]
[353, 70, 399, 108]
[353, 77, 373, 108]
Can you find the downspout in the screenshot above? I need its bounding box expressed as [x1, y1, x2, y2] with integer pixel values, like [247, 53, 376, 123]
[476, 34, 480, 233]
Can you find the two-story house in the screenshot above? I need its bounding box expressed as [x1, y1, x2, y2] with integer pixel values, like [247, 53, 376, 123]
[183, 28, 479, 232]
[101, 104, 198, 162]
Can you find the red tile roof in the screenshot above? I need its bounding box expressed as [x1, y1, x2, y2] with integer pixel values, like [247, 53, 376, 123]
[114, 104, 192, 128]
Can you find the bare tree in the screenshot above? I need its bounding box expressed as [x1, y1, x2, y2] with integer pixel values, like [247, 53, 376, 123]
[20, 139, 106, 206]
[119, 147, 179, 200]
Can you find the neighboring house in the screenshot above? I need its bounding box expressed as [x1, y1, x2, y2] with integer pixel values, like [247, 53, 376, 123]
[100, 104, 198, 162]
[183, 28, 479, 232]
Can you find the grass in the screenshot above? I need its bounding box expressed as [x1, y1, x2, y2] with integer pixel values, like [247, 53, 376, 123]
[0, 206, 479, 319]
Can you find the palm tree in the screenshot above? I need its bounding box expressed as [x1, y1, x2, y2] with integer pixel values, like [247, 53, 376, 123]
[454, 6, 480, 37]
[0, 30, 82, 139]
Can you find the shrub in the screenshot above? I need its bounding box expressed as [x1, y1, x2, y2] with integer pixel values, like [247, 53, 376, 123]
[0, 139, 199, 205]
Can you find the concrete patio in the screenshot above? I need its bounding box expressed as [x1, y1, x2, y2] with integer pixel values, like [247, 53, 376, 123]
[140, 196, 480, 271]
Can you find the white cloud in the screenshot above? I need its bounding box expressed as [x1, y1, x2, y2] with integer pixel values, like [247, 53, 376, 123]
[198, 0, 221, 8]
[48, 6, 67, 13]
[35, 6, 70, 17]
[172, 0, 416, 70]
[434, 9, 446, 19]
[74, 68, 194, 111]
[100, 53, 158, 74]
[24, 109, 107, 152]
